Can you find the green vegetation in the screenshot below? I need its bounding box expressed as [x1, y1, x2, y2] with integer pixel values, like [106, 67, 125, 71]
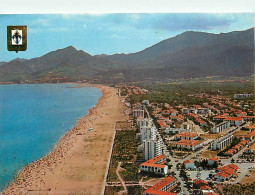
[127, 186, 143, 194]
[104, 186, 124, 195]
[107, 129, 142, 183]
[130, 81, 254, 105]
[222, 182, 255, 195]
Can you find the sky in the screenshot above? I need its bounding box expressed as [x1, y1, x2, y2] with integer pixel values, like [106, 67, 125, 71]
[0, 13, 254, 62]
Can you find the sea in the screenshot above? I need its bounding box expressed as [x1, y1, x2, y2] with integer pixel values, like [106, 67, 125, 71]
[0, 84, 102, 191]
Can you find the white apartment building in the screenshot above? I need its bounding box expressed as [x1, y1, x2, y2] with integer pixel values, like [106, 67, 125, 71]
[133, 109, 144, 118]
[165, 127, 191, 135]
[210, 134, 234, 150]
[144, 139, 163, 161]
[234, 94, 253, 99]
[137, 117, 153, 128]
[211, 121, 230, 134]
[140, 126, 157, 143]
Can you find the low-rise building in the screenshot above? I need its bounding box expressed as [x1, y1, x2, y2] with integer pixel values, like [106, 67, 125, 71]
[140, 155, 168, 175]
[143, 177, 177, 195]
[174, 132, 198, 140]
[210, 134, 234, 150]
[215, 164, 238, 182]
[224, 117, 244, 126]
[165, 127, 190, 135]
[211, 121, 230, 134]
[234, 94, 253, 99]
[208, 157, 218, 166]
[244, 143, 255, 154]
[175, 139, 201, 151]
[184, 160, 196, 170]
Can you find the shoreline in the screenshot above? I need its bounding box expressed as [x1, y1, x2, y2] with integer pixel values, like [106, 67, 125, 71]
[2, 84, 128, 195]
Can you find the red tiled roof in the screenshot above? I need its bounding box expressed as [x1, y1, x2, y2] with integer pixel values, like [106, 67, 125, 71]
[224, 117, 243, 121]
[175, 132, 198, 138]
[184, 160, 193, 164]
[144, 177, 177, 195]
[209, 157, 218, 162]
[176, 139, 200, 146]
[141, 155, 166, 168]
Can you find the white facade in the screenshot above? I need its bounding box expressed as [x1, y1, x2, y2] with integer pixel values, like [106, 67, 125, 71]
[140, 125, 157, 143]
[210, 134, 234, 150]
[211, 121, 230, 133]
[234, 94, 253, 99]
[144, 139, 163, 161]
[137, 118, 153, 128]
[165, 127, 191, 135]
[184, 161, 196, 170]
[133, 109, 144, 118]
[140, 164, 168, 175]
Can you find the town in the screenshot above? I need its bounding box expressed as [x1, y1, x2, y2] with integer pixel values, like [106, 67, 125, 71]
[105, 83, 255, 195]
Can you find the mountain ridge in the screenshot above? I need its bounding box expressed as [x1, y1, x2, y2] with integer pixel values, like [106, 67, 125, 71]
[0, 27, 254, 83]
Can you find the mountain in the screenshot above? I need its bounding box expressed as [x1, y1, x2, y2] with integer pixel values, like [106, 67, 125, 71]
[0, 28, 254, 83]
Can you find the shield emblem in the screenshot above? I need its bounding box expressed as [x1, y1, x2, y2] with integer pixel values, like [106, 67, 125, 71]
[7, 26, 27, 52]
[11, 29, 23, 45]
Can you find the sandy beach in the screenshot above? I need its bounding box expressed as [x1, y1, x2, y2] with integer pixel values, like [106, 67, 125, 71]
[2, 85, 128, 195]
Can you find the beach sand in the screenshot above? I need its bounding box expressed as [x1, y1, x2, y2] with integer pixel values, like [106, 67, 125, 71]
[2, 85, 128, 195]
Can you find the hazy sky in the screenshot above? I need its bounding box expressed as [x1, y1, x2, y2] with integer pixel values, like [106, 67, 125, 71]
[0, 13, 254, 62]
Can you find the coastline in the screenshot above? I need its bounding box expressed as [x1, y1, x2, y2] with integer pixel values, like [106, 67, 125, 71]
[2, 84, 128, 195]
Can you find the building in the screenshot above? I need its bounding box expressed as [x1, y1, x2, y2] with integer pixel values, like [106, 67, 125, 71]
[140, 126, 157, 143]
[165, 127, 191, 135]
[144, 139, 163, 161]
[197, 108, 211, 115]
[184, 160, 196, 170]
[211, 121, 230, 134]
[140, 155, 168, 175]
[133, 108, 144, 119]
[143, 177, 177, 195]
[137, 117, 152, 128]
[210, 134, 234, 150]
[234, 94, 253, 99]
[224, 117, 244, 126]
[193, 179, 211, 191]
[174, 132, 198, 140]
[175, 139, 201, 151]
[244, 143, 255, 154]
[245, 130, 255, 141]
[215, 164, 238, 182]
[208, 157, 218, 166]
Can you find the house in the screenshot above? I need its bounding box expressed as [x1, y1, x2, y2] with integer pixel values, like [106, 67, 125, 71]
[176, 139, 201, 151]
[140, 155, 168, 175]
[208, 157, 218, 166]
[244, 143, 255, 154]
[245, 130, 255, 141]
[184, 160, 196, 170]
[193, 179, 211, 191]
[215, 164, 238, 182]
[175, 132, 198, 140]
[143, 177, 177, 195]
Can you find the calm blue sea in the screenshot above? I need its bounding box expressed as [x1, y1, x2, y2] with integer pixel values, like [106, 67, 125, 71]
[0, 84, 102, 191]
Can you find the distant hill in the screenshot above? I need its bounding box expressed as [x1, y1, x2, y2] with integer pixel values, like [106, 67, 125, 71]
[0, 28, 254, 83]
